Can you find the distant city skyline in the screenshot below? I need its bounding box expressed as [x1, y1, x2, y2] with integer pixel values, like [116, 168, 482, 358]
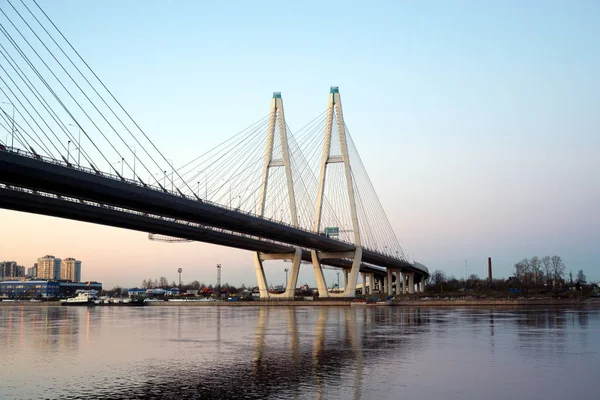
[1, 1, 598, 287]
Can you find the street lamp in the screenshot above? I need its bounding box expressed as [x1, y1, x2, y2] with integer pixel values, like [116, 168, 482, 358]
[222, 179, 231, 208]
[67, 140, 71, 164]
[1, 101, 14, 148]
[68, 123, 81, 166]
[199, 170, 208, 199]
[111, 158, 124, 176]
[284, 268, 288, 288]
[163, 170, 167, 188]
[167, 159, 174, 191]
[130, 145, 136, 179]
[177, 268, 183, 289]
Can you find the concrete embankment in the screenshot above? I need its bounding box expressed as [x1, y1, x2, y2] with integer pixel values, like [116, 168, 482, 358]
[146, 300, 353, 307]
[391, 298, 600, 307]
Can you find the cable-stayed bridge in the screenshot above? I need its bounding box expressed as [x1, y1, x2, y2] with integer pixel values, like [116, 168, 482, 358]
[0, 0, 428, 298]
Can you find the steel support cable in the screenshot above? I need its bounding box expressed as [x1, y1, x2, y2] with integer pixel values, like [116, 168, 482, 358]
[0, 50, 95, 163]
[3, 3, 163, 185]
[204, 125, 268, 205]
[0, 116, 27, 148]
[350, 142, 404, 257]
[28, 0, 205, 195]
[172, 115, 270, 186]
[0, 113, 29, 149]
[179, 125, 266, 199]
[13, 0, 166, 183]
[0, 29, 69, 157]
[172, 113, 271, 176]
[0, 73, 59, 157]
[217, 133, 268, 208]
[7, 1, 175, 192]
[0, 10, 122, 175]
[0, 87, 49, 154]
[0, 107, 47, 152]
[0, 49, 87, 161]
[186, 120, 268, 191]
[347, 130, 406, 259]
[0, 45, 59, 156]
[0, 33, 90, 160]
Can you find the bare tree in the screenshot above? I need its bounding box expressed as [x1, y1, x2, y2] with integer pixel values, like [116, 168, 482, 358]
[577, 269, 586, 284]
[158, 276, 169, 287]
[551, 255, 565, 287]
[542, 256, 552, 286]
[514, 259, 529, 280]
[430, 270, 447, 286]
[530, 256, 543, 287]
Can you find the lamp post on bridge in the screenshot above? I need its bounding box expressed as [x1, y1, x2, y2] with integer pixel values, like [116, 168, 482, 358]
[68, 123, 81, 166]
[198, 169, 208, 200]
[1, 101, 15, 148]
[167, 159, 174, 191]
[67, 140, 71, 164]
[284, 268, 288, 288]
[130, 145, 136, 179]
[110, 158, 124, 176]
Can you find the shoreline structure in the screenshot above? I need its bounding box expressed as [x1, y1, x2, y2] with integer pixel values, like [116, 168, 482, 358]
[1, 298, 598, 307]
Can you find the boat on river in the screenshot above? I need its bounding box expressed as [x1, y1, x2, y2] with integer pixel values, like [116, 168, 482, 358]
[61, 290, 98, 306]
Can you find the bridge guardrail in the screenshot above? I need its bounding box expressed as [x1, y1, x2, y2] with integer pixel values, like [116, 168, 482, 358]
[1, 146, 427, 274]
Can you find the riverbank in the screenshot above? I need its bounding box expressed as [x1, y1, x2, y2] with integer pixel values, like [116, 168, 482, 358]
[2, 297, 599, 307]
[391, 297, 600, 307]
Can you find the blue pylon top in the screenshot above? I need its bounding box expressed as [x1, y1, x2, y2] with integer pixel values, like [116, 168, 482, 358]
[273, 92, 282, 99]
[330, 86, 339, 93]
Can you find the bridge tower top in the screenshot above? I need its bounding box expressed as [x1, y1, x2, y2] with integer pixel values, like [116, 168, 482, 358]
[314, 86, 361, 247]
[257, 92, 298, 227]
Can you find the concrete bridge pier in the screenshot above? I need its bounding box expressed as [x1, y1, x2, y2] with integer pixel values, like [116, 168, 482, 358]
[401, 272, 407, 294]
[395, 270, 402, 295]
[408, 272, 415, 294]
[254, 248, 302, 299]
[361, 272, 367, 295]
[387, 269, 393, 295]
[344, 269, 349, 289]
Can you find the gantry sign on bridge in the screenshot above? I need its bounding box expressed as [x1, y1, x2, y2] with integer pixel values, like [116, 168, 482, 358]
[0, 0, 428, 297]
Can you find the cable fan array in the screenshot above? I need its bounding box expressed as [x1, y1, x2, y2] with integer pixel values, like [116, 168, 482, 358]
[0, 1, 409, 261]
[0, 0, 192, 195]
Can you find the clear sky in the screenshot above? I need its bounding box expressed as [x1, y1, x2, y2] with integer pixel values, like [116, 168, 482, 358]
[1, 0, 599, 288]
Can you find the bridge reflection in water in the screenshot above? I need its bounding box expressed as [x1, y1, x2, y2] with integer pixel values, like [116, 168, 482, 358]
[114, 306, 428, 400]
[1, 306, 597, 400]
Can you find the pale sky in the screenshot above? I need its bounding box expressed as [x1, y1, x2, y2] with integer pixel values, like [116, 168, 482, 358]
[1, 0, 599, 288]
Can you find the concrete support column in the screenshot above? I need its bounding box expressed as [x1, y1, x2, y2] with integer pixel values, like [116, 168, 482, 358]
[344, 269, 349, 289]
[361, 273, 366, 295]
[387, 269, 393, 295]
[310, 250, 329, 298]
[420, 276, 426, 293]
[383, 277, 388, 295]
[401, 272, 406, 294]
[408, 272, 415, 294]
[369, 273, 375, 294]
[253, 253, 270, 299]
[395, 271, 401, 295]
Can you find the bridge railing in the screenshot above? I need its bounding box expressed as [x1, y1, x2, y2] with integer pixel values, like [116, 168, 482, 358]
[1, 146, 425, 272]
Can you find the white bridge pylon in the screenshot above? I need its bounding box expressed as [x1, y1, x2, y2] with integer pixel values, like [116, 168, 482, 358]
[253, 92, 301, 299]
[312, 86, 362, 298]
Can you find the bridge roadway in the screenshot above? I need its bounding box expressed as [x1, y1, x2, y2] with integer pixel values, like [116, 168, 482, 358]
[0, 147, 428, 279]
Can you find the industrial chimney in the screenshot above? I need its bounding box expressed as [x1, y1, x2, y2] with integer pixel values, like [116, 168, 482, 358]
[488, 257, 493, 287]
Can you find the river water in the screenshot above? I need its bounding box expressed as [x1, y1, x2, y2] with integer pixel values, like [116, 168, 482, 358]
[0, 305, 598, 399]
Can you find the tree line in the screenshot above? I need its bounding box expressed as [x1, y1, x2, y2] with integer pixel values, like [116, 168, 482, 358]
[513, 255, 586, 288]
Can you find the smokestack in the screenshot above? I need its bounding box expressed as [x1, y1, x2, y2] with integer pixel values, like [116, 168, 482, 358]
[488, 257, 493, 287]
